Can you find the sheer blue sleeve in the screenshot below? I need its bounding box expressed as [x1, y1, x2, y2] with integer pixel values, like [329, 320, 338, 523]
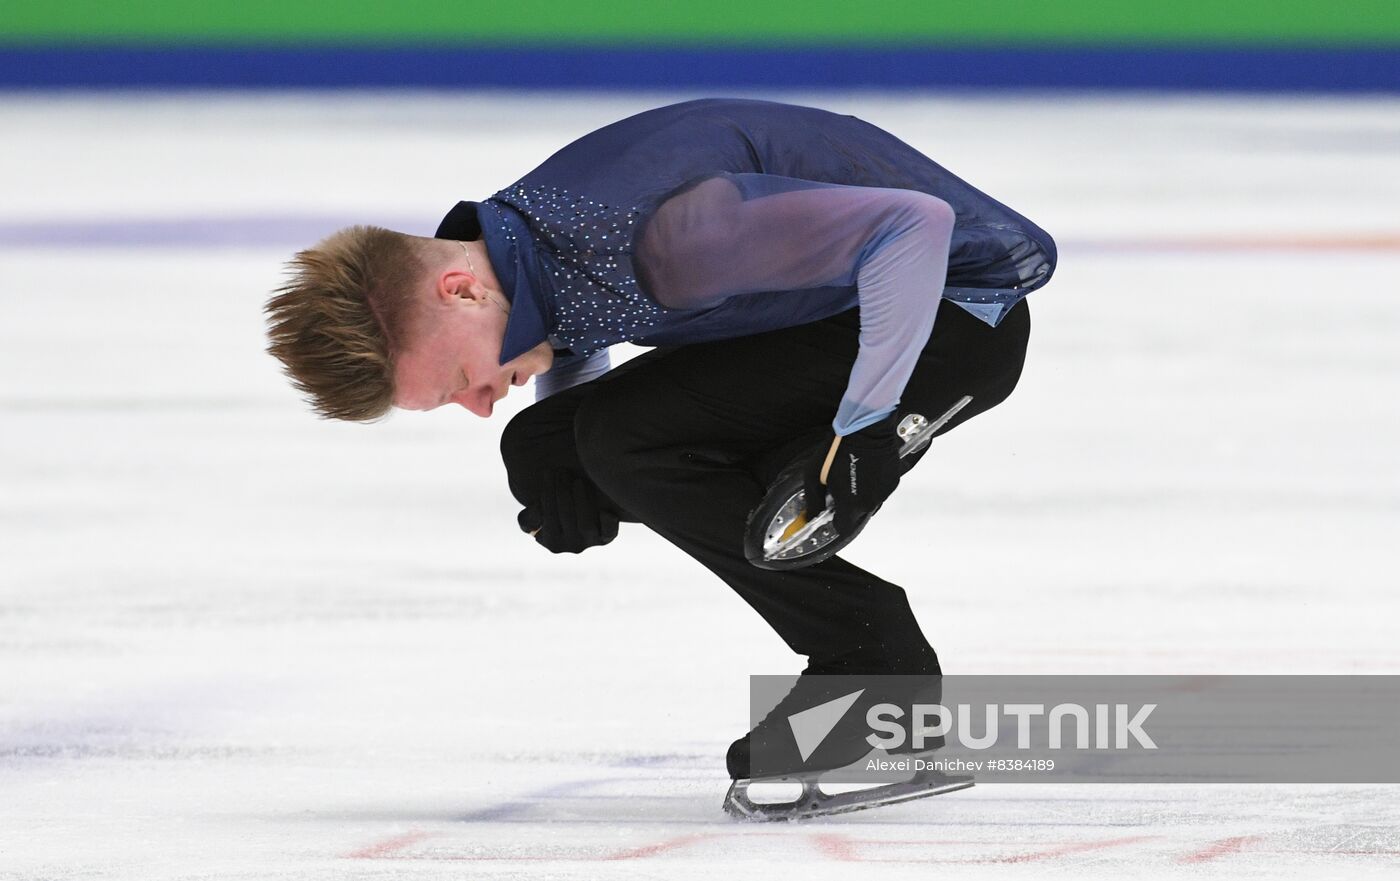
[535, 348, 612, 400]
[635, 174, 954, 435]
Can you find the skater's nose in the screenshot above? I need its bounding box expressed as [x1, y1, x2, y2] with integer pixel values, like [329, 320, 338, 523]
[451, 387, 494, 418]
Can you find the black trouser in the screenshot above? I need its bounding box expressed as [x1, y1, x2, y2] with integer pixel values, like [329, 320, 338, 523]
[501, 299, 1030, 674]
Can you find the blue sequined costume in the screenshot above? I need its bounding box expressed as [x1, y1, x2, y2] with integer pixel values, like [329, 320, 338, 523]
[434, 98, 1056, 434]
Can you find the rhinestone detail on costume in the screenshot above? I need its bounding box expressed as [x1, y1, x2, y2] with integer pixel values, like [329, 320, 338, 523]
[492, 184, 670, 355]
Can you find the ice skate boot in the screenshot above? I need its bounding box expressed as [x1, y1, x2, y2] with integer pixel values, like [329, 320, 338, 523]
[722, 672, 972, 821]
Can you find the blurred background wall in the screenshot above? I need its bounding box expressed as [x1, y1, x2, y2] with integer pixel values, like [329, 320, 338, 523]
[4, 0, 1398, 91]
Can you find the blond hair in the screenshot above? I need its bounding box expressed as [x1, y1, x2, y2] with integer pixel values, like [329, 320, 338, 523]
[265, 226, 428, 421]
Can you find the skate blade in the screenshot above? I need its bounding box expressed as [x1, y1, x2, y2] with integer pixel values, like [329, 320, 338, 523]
[763, 492, 838, 562]
[722, 772, 974, 821]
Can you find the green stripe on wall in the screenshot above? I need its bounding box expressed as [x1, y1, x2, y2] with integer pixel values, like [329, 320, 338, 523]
[5, 0, 1400, 45]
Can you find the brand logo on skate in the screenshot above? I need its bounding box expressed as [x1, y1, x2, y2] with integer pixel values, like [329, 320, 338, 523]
[787, 689, 865, 762]
[847, 454, 859, 494]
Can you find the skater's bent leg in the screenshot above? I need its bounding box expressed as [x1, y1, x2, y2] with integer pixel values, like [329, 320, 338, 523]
[573, 359, 940, 674]
[514, 300, 1029, 672]
[901, 298, 1031, 448]
[499, 347, 677, 519]
[500, 380, 596, 510]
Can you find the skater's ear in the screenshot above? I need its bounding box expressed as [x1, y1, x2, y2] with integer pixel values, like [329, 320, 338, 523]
[434, 268, 492, 305]
[434, 268, 463, 299]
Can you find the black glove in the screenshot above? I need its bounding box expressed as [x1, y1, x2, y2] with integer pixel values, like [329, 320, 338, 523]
[803, 413, 903, 535]
[517, 468, 620, 554]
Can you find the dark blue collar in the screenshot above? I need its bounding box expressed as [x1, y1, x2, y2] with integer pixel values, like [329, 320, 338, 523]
[434, 200, 553, 365]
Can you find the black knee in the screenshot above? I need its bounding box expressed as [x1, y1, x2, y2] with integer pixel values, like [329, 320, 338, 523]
[978, 355, 1026, 412]
[985, 298, 1031, 406]
[500, 390, 588, 507]
[572, 385, 636, 499]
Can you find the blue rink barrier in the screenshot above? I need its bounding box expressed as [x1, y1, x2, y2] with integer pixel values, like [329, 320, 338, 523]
[3, 44, 1398, 92]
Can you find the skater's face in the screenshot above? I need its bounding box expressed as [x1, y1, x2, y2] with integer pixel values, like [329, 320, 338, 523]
[392, 264, 553, 418]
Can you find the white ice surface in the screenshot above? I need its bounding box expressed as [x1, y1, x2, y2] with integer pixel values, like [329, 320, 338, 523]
[1, 92, 1398, 879]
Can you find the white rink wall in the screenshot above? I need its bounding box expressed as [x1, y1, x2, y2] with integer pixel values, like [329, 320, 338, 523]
[1, 93, 1398, 880]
